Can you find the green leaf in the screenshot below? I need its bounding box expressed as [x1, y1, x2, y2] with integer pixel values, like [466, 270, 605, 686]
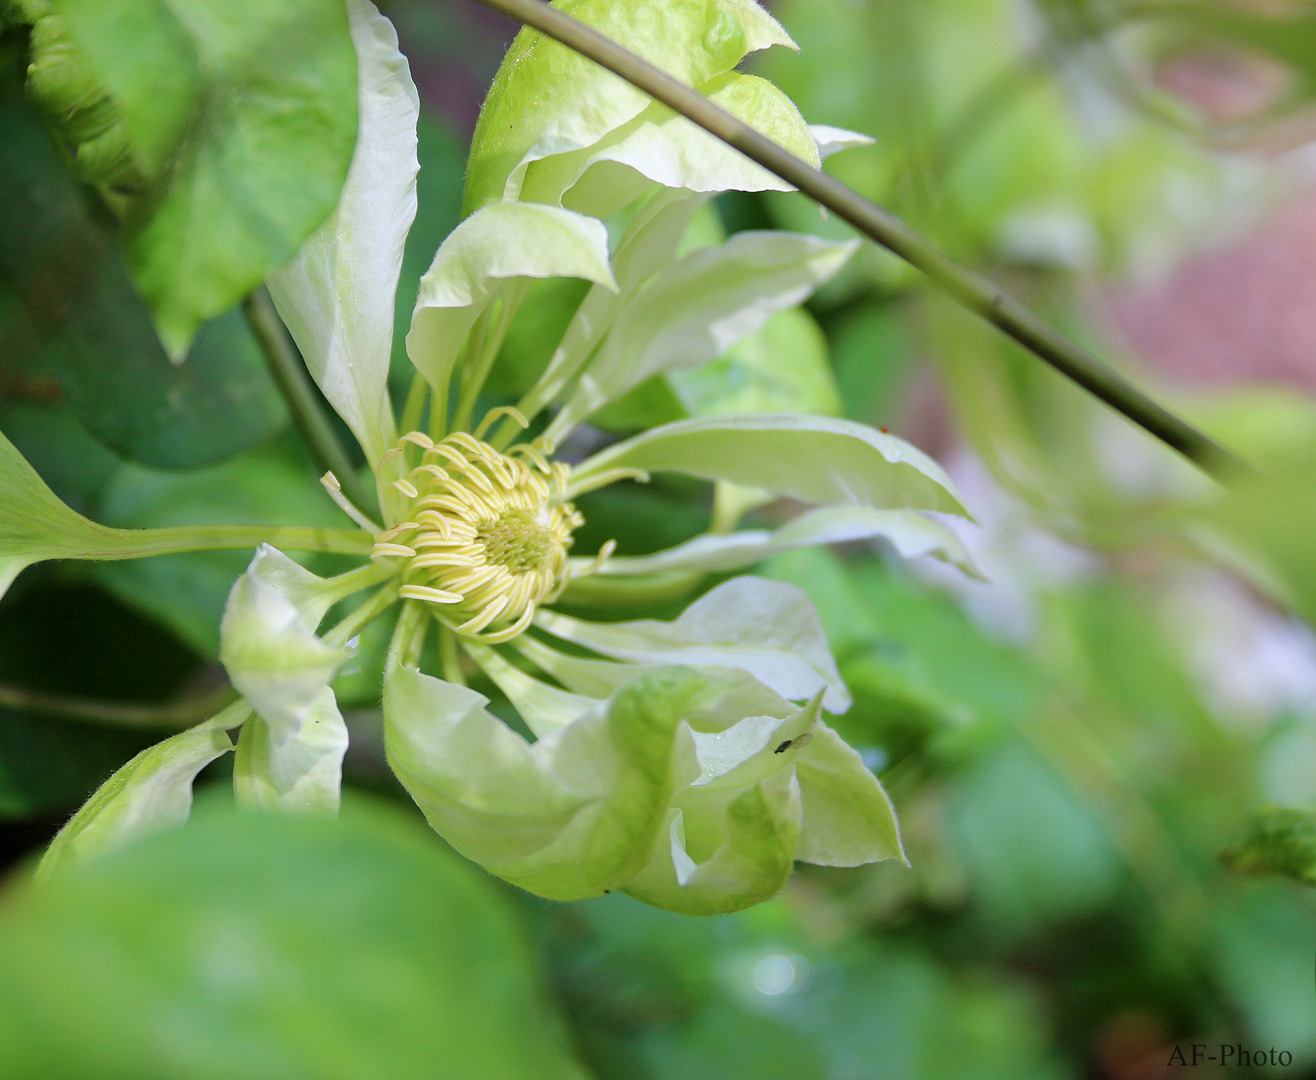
[548, 232, 855, 438]
[587, 504, 980, 579]
[220, 546, 350, 814]
[267, 0, 416, 465]
[35, 706, 242, 882]
[405, 202, 616, 401]
[0, 67, 286, 468]
[464, 0, 795, 212]
[1193, 454, 1316, 627]
[383, 663, 692, 901]
[537, 575, 851, 712]
[0, 797, 588, 1080]
[50, 0, 360, 358]
[569, 413, 971, 516]
[1222, 806, 1316, 887]
[0, 425, 136, 600]
[521, 71, 820, 217]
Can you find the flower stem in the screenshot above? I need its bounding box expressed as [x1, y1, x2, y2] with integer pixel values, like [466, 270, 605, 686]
[243, 287, 376, 510]
[0, 679, 236, 729]
[76, 523, 375, 561]
[474, 0, 1252, 483]
[452, 284, 525, 436]
[440, 623, 466, 686]
[324, 582, 401, 648]
[560, 570, 702, 606]
[400, 370, 429, 436]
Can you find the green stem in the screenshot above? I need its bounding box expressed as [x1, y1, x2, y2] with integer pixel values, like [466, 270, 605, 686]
[453, 285, 523, 436]
[440, 623, 466, 686]
[324, 582, 401, 648]
[0, 680, 236, 730]
[81, 523, 374, 560]
[400, 370, 429, 437]
[560, 570, 702, 606]
[473, 0, 1253, 483]
[243, 287, 376, 510]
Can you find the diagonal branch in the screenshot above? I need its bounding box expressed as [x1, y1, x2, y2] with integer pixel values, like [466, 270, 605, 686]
[243, 287, 377, 511]
[473, 0, 1252, 482]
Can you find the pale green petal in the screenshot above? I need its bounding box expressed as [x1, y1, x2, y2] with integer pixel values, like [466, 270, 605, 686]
[383, 664, 702, 900]
[569, 413, 971, 516]
[266, 0, 417, 465]
[689, 690, 820, 790]
[537, 575, 851, 712]
[794, 722, 906, 866]
[515, 190, 706, 423]
[233, 688, 349, 815]
[623, 771, 802, 915]
[524, 72, 819, 216]
[810, 124, 875, 159]
[462, 640, 598, 738]
[219, 546, 350, 814]
[36, 703, 248, 882]
[513, 634, 647, 698]
[583, 504, 980, 578]
[465, 0, 794, 212]
[405, 202, 616, 397]
[548, 233, 856, 439]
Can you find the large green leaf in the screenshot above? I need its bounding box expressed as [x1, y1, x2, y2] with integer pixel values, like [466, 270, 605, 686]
[464, 0, 795, 212]
[569, 414, 970, 516]
[0, 60, 286, 467]
[49, 0, 359, 358]
[0, 797, 587, 1080]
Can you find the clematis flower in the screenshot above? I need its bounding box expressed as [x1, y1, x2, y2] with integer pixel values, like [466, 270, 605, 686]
[6, 0, 977, 914]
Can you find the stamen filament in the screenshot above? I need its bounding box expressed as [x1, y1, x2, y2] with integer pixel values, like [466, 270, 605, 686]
[321, 471, 383, 532]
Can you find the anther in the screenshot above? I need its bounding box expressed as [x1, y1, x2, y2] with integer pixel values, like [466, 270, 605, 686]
[371, 542, 417, 558]
[473, 405, 528, 441]
[399, 431, 434, 449]
[320, 471, 382, 533]
[399, 584, 463, 604]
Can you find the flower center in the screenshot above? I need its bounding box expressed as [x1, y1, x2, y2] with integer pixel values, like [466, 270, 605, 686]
[373, 430, 582, 643]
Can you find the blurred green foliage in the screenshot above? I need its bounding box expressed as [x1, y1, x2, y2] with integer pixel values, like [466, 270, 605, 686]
[0, 795, 585, 1080]
[3, 0, 1316, 1076]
